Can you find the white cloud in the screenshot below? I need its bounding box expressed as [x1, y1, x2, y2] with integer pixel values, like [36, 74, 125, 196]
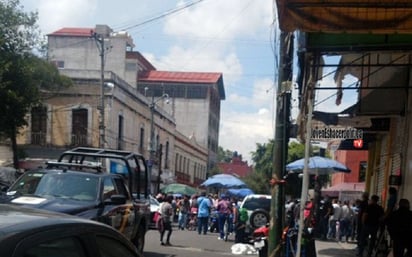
[219, 77, 275, 163]
[164, 0, 272, 39]
[144, 46, 243, 86]
[26, 0, 98, 34]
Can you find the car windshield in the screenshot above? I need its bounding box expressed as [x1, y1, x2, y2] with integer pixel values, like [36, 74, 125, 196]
[242, 197, 271, 211]
[9, 172, 99, 201]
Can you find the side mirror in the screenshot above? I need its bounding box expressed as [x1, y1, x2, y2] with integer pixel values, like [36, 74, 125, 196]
[105, 194, 127, 205]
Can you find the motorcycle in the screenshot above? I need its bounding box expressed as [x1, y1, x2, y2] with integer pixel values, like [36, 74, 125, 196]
[250, 225, 269, 257]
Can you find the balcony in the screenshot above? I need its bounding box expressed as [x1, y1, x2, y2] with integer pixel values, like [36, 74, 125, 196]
[31, 132, 46, 146]
[175, 171, 190, 184]
[71, 134, 88, 146]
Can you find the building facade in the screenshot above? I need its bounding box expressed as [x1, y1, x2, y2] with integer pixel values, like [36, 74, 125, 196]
[12, 24, 216, 193]
[137, 70, 225, 171]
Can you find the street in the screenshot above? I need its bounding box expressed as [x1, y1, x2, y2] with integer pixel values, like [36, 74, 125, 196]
[144, 227, 257, 257]
[143, 227, 357, 257]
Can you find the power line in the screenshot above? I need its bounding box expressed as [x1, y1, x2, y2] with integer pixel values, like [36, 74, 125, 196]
[119, 0, 207, 32]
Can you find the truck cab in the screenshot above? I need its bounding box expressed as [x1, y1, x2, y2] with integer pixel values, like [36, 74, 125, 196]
[2, 147, 150, 254]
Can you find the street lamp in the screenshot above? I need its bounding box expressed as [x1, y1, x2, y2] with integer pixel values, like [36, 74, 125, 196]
[147, 91, 169, 193]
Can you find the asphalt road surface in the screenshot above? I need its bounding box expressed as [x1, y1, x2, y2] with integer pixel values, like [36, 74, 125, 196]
[144, 228, 258, 257]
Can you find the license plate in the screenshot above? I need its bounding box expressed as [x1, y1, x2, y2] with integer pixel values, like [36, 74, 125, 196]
[254, 240, 265, 248]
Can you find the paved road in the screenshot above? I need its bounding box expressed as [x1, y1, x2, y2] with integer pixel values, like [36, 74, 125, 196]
[143, 227, 357, 257]
[144, 228, 257, 257]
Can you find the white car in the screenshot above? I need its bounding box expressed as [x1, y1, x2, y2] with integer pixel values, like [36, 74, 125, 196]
[239, 194, 271, 234]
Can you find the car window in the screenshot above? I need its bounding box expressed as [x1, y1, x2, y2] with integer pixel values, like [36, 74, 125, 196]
[103, 177, 117, 200]
[114, 177, 127, 196]
[96, 235, 138, 257]
[34, 174, 98, 201]
[23, 237, 86, 257]
[242, 197, 271, 211]
[9, 172, 44, 195]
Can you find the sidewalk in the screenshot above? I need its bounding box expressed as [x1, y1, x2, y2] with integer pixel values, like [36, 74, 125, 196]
[315, 239, 357, 257]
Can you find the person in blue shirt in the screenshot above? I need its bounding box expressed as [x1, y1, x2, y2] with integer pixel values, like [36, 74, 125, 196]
[197, 192, 212, 235]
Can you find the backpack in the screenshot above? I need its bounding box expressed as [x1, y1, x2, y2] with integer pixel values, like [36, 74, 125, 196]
[239, 208, 248, 222]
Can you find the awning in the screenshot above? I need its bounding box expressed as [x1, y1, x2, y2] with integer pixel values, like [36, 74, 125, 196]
[322, 182, 365, 197]
[277, 1, 412, 33]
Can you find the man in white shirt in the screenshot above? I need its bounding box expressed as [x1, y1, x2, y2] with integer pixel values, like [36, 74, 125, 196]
[328, 199, 342, 240]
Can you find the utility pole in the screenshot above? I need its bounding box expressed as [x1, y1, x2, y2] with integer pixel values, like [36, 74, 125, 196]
[148, 92, 169, 193]
[92, 32, 106, 148]
[149, 94, 156, 193]
[268, 31, 294, 257]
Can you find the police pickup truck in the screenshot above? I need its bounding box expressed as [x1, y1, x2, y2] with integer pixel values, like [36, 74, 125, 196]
[1, 147, 151, 254]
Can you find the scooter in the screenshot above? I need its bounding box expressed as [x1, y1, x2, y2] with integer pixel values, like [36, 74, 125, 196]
[251, 225, 269, 257]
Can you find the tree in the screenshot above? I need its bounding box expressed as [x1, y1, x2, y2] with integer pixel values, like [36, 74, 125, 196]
[217, 146, 233, 163]
[0, 0, 71, 168]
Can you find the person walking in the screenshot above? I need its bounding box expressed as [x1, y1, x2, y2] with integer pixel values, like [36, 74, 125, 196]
[357, 194, 384, 257]
[197, 192, 212, 235]
[177, 194, 190, 230]
[386, 198, 412, 257]
[217, 194, 231, 240]
[357, 192, 369, 244]
[318, 196, 333, 240]
[160, 195, 174, 246]
[339, 200, 354, 242]
[328, 199, 342, 240]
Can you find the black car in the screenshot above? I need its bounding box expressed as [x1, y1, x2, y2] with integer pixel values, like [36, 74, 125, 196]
[0, 147, 151, 254]
[0, 204, 142, 257]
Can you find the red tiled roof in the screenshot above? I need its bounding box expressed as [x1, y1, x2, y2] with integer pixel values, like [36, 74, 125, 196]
[138, 70, 222, 84]
[48, 28, 94, 37]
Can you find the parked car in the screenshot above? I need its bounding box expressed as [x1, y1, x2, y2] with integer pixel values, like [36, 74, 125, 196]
[0, 147, 151, 254]
[239, 194, 271, 235]
[0, 204, 142, 257]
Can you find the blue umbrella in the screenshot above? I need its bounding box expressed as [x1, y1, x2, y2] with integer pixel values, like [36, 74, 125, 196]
[286, 156, 350, 175]
[227, 188, 254, 198]
[200, 174, 246, 188]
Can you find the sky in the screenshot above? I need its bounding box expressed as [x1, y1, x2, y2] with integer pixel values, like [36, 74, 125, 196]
[20, 0, 357, 163]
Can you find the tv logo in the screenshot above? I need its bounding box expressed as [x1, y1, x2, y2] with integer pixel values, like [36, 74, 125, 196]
[353, 139, 363, 149]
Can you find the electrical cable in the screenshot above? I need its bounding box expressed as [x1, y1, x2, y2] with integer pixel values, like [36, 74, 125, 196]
[117, 0, 207, 32]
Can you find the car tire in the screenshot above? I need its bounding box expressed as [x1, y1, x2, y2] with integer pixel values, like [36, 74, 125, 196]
[250, 209, 269, 229]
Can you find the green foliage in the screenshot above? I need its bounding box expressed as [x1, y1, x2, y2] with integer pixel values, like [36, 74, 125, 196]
[217, 146, 233, 163]
[287, 141, 305, 163]
[242, 170, 270, 194]
[0, 0, 71, 168]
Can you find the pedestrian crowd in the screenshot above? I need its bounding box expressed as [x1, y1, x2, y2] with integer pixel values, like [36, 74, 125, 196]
[289, 186, 412, 257]
[154, 192, 248, 247]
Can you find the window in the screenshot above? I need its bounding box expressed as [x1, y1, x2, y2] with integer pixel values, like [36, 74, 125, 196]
[51, 60, 65, 69]
[72, 109, 88, 146]
[164, 141, 169, 169]
[23, 237, 85, 257]
[31, 106, 47, 145]
[359, 161, 367, 182]
[96, 236, 137, 257]
[103, 177, 117, 200]
[118, 115, 124, 150]
[139, 127, 144, 153]
[125, 62, 137, 71]
[114, 177, 127, 197]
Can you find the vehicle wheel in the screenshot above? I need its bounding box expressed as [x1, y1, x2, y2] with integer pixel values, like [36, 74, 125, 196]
[250, 209, 269, 229]
[133, 225, 146, 254]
